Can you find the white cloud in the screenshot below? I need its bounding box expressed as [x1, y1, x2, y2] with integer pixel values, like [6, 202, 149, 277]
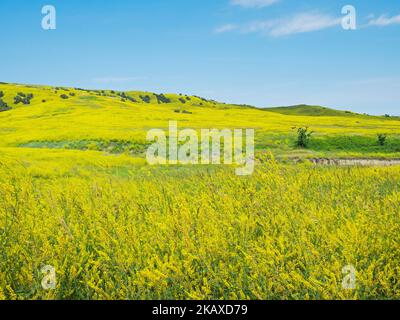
[266, 13, 341, 37]
[230, 0, 280, 8]
[217, 12, 341, 37]
[215, 24, 238, 33]
[368, 14, 400, 27]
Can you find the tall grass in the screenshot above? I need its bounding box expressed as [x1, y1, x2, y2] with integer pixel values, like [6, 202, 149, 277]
[0, 157, 399, 300]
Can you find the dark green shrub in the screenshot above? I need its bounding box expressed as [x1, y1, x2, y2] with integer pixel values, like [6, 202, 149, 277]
[14, 93, 34, 104]
[377, 134, 387, 146]
[0, 91, 4, 98]
[295, 127, 313, 148]
[14, 95, 32, 104]
[140, 95, 151, 103]
[154, 93, 171, 104]
[0, 99, 11, 111]
[60, 94, 69, 99]
[14, 95, 22, 104]
[126, 96, 137, 103]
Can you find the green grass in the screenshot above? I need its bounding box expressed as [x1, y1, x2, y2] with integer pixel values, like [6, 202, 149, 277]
[264, 104, 361, 117]
[18, 140, 149, 155]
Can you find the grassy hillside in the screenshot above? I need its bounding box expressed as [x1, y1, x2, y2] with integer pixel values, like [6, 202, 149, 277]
[264, 104, 360, 117]
[1, 83, 400, 160]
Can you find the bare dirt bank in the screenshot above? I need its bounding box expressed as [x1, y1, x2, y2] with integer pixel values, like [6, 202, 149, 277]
[309, 158, 400, 166]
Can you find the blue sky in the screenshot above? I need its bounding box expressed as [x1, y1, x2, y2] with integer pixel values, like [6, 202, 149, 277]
[0, 0, 399, 115]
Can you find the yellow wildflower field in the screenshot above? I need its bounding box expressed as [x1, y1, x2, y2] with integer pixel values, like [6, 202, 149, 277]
[0, 83, 399, 300]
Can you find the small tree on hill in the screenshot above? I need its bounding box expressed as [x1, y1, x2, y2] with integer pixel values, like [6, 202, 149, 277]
[154, 93, 171, 104]
[377, 134, 387, 146]
[295, 127, 313, 148]
[140, 95, 151, 103]
[14, 95, 23, 104]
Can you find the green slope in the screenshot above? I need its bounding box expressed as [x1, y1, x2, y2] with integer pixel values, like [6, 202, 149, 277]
[264, 104, 359, 117]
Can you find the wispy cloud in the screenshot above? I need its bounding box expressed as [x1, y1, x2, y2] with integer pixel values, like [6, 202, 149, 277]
[368, 14, 400, 27]
[92, 76, 144, 84]
[215, 24, 238, 33]
[216, 12, 341, 37]
[230, 0, 280, 8]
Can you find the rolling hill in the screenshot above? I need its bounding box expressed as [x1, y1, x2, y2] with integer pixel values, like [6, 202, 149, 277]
[1, 82, 400, 160]
[263, 104, 359, 117]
